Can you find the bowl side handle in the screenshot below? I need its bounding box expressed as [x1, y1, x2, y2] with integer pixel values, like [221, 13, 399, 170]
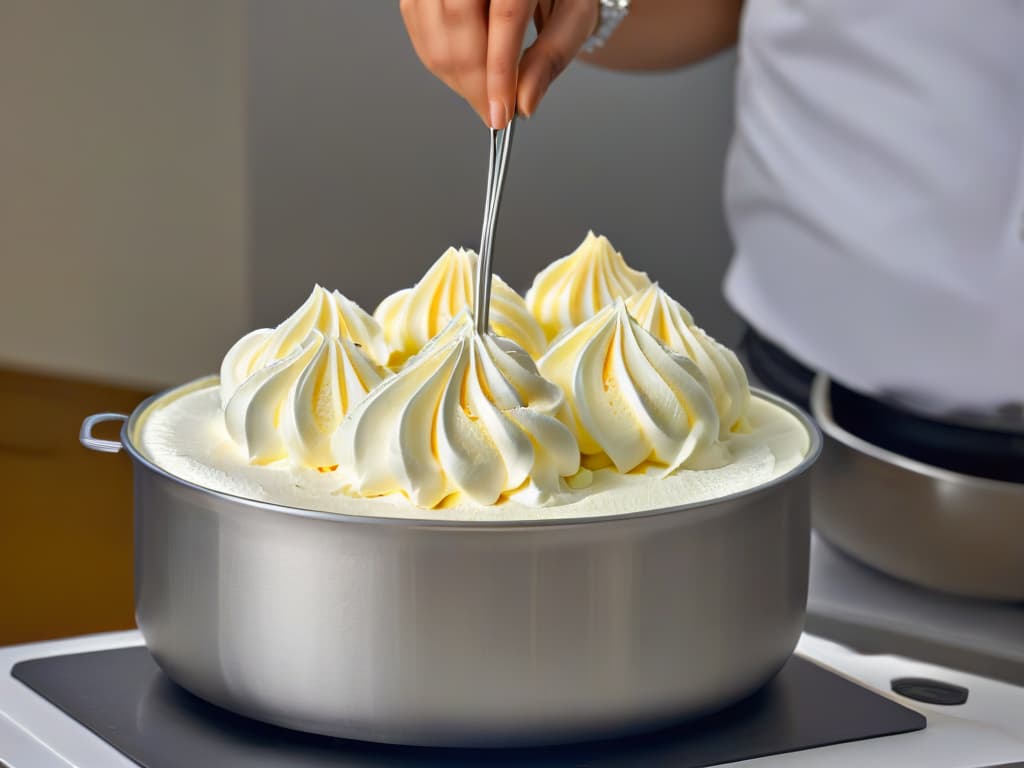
[80, 412, 129, 454]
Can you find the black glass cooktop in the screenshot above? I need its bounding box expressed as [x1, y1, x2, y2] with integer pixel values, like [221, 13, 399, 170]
[13, 646, 925, 767]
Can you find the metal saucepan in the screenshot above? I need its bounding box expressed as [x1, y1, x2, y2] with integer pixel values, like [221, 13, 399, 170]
[81, 380, 821, 747]
[810, 374, 1024, 602]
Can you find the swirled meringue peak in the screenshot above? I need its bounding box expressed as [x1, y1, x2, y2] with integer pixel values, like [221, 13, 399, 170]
[538, 300, 728, 475]
[223, 330, 389, 468]
[526, 231, 652, 341]
[332, 309, 581, 509]
[626, 283, 751, 434]
[374, 247, 546, 367]
[220, 284, 388, 408]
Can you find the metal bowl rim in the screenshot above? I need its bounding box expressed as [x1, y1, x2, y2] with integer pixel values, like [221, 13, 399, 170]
[811, 373, 1024, 495]
[121, 376, 822, 529]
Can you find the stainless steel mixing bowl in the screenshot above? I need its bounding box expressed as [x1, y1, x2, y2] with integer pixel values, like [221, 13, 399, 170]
[811, 374, 1024, 602]
[81, 382, 820, 747]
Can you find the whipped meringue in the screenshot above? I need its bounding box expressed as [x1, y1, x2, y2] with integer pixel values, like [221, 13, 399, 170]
[374, 247, 546, 366]
[538, 300, 726, 474]
[526, 231, 651, 341]
[332, 310, 580, 508]
[220, 285, 388, 408]
[140, 381, 810, 522]
[626, 283, 751, 434]
[223, 330, 389, 467]
[141, 229, 811, 520]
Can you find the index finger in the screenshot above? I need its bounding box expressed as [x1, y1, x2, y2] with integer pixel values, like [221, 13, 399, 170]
[487, 0, 536, 128]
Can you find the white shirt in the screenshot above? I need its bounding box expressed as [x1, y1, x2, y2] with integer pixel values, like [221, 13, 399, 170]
[724, 0, 1024, 418]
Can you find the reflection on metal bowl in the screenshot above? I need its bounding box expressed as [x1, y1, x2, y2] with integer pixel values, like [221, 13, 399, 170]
[811, 375, 1024, 602]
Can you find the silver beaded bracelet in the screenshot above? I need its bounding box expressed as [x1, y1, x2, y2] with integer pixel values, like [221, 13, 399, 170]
[581, 0, 631, 54]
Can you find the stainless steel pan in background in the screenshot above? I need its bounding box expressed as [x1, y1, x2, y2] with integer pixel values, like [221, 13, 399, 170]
[811, 374, 1024, 602]
[81, 384, 820, 747]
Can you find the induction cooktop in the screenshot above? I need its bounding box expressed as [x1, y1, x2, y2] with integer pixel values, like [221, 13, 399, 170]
[10, 642, 924, 768]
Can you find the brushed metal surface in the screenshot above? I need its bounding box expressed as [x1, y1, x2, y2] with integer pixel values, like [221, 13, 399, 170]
[475, 115, 515, 335]
[810, 375, 1024, 602]
[118, 384, 819, 747]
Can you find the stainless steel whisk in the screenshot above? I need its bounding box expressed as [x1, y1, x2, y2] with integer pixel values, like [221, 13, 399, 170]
[474, 115, 516, 335]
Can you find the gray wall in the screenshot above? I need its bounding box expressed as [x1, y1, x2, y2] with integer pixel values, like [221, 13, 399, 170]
[248, 2, 741, 344]
[0, 1, 248, 387]
[0, 2, 738, 388]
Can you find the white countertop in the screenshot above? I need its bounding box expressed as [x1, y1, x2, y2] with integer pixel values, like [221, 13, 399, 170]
[2, 630, 1023, 768]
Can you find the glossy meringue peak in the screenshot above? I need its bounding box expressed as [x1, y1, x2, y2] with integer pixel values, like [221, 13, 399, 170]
[333, 310, 580, 509]
[220, 284, 388, 409]
[538, 299, 727, 474]
[374, 247, 546, 366]
[223, 330, 389, 468]
[526, 231, 652, 341]
[626, 283, 751, 434]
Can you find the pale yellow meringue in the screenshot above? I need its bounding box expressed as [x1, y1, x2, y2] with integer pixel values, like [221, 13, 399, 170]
[220, 284, 388, 408]
[223, 330, 389, 467]
[525, 231, 651, 341]
[332, 310, 580, 508]
[626, 283, 751, 434]
[139, 231, 811, 520]
[538, 300, 727, 474]
[374, 247, 546, 366]
[139, 381, 810, 522]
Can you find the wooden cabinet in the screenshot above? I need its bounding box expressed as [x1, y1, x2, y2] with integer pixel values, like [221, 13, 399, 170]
[0, 369, 150, 645]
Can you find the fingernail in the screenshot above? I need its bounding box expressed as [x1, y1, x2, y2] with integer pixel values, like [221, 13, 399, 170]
[489, 100, 507, 129]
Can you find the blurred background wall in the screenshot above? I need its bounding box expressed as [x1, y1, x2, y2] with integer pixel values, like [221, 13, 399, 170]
[248, 1, 740, 348]
[0, 0, 248, 388]
[0, 0, 249, 645]
[1, 0, 737, 382]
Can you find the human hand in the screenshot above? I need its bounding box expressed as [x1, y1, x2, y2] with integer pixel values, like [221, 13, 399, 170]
[399, 0, 598, 128]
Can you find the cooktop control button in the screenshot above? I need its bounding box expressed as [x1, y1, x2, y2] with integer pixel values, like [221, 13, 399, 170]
[891, 677, 969, 706]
